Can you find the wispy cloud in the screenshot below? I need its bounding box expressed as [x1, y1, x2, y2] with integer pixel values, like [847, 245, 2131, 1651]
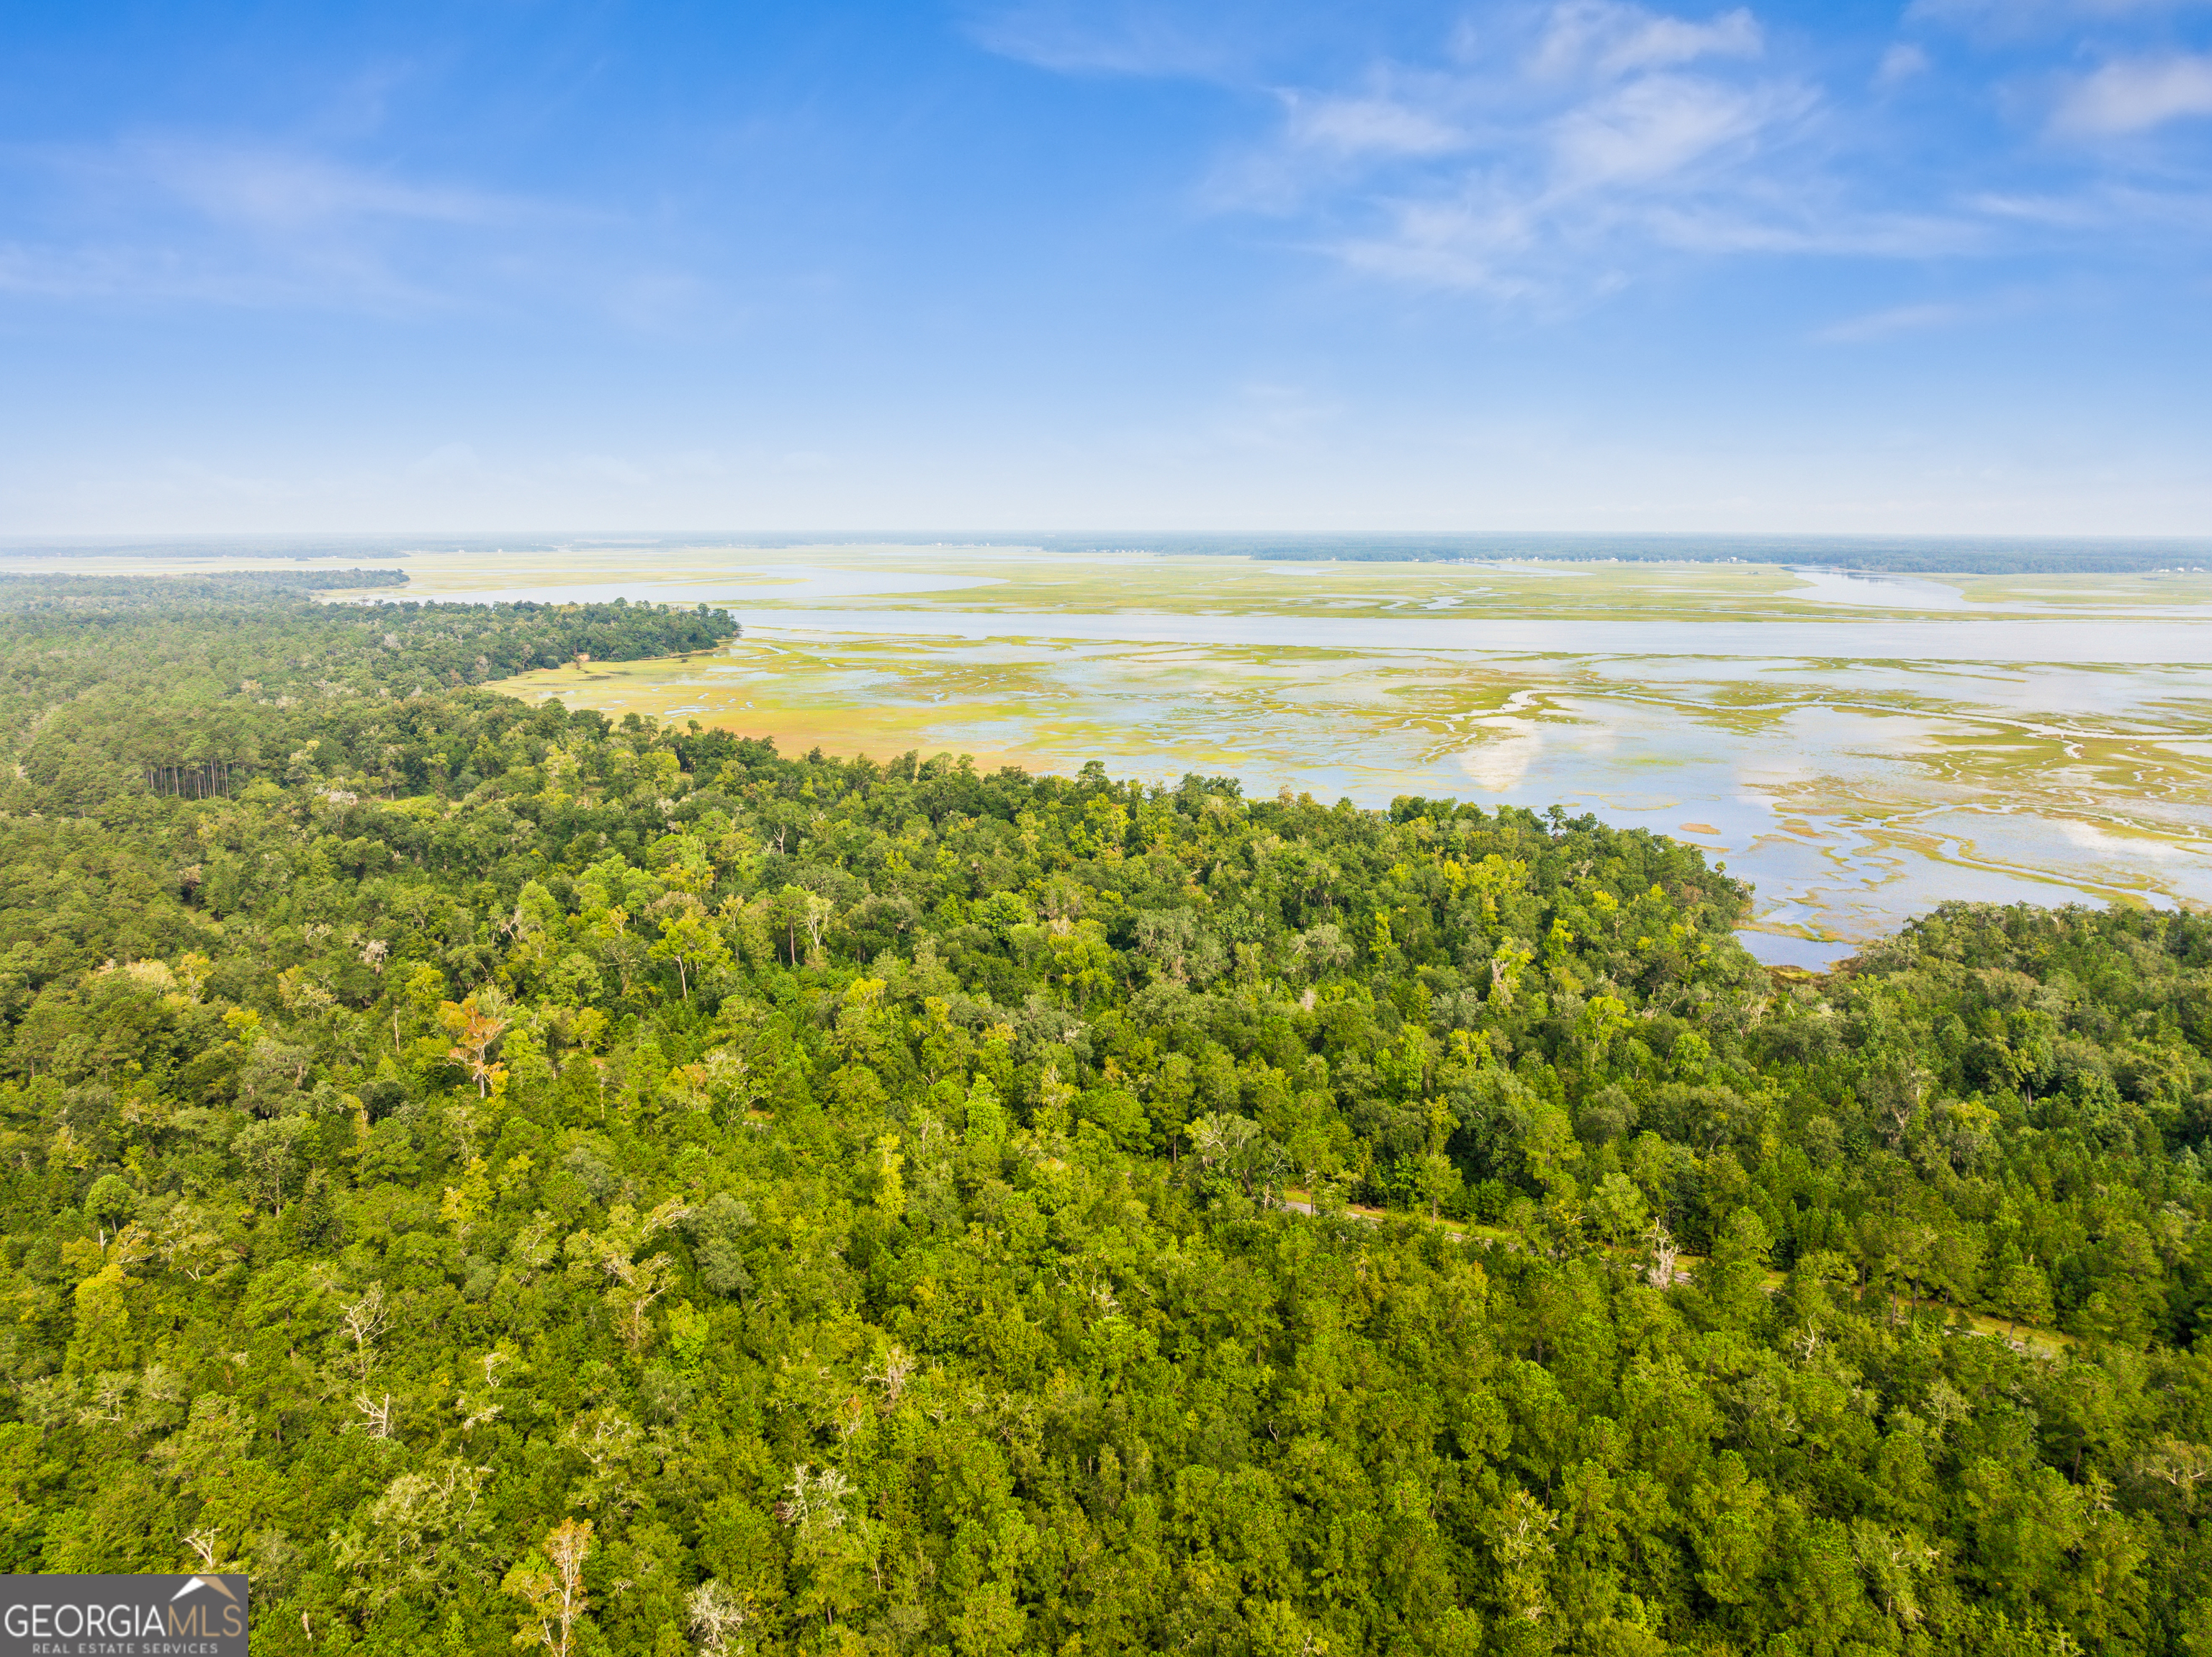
[1529, 1, 1763, 81]
[1200, 2, 1850, 299]
[86, 140, 523, 230]
[1970, 181, 2212, 235]
[2053, 53, 2212, 134]
[989, 0, 2212, 304]
[963, 0, 1260, 78]
[1812, 301, 1964, 343]
[1282, 89, 1468, 158]
[1550, 73, 1797, 189]
[0, 238, 408, 307]
[0, 135, 605, 315]
[1875, 43, 1930, 88]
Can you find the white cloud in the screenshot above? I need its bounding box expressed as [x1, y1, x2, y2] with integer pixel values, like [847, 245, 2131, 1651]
[0, 243, 176, 300]
[997, 0, 2212, 305]
[118, 141, 517, 230]
[1875, 43, 1930, 87]
[1812, 301, 1963, 343]
[2054, 53, 2212, 135]
[0, 236, 440, 309]
[1640, 199, 1979, 256]
[1967, 190, 2105, 225]
[1550, 73, 1789, 187]
[1214, 3, 1831, 298]
[1532, 1, 1763, 81]
[1282, 91, 1467, 157]
[1331, 197, 1544, 297]
[0, 136, 709, 323]
[0, 138, 534, 310]
[1959, 178, 2212, 246]
[965, 1, 1249, 77]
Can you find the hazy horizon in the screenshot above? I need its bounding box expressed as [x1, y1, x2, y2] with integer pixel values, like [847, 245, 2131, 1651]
[9, 528, 2212, 547]
[6, 529, 2211, 578]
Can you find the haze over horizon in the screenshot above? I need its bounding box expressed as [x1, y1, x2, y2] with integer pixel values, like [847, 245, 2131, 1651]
[4, 1, 2210, 536]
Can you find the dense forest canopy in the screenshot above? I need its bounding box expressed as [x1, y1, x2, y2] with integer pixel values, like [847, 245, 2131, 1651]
[1, 580, 2209, 1656]
[0, 576, 734, 807]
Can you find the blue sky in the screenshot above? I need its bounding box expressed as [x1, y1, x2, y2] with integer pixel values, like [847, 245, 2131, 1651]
[2, 0, 2209, 536]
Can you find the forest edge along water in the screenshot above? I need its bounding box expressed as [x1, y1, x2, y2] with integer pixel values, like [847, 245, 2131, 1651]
[286, 539, 2212, 973]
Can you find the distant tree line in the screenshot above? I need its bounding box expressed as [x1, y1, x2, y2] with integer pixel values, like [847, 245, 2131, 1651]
[0, 568, 405, 603]
[1011, 532, 2212, 576]
[0, 589, 736, 809]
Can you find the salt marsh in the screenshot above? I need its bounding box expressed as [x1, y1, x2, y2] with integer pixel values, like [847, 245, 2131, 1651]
[351, 542, 2212, 966]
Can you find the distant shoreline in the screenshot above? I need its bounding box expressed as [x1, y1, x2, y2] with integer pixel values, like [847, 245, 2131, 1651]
[4, 530, 2210, 578]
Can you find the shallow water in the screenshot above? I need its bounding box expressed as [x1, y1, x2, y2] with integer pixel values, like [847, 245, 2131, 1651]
[670, 604, 2212, 663]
